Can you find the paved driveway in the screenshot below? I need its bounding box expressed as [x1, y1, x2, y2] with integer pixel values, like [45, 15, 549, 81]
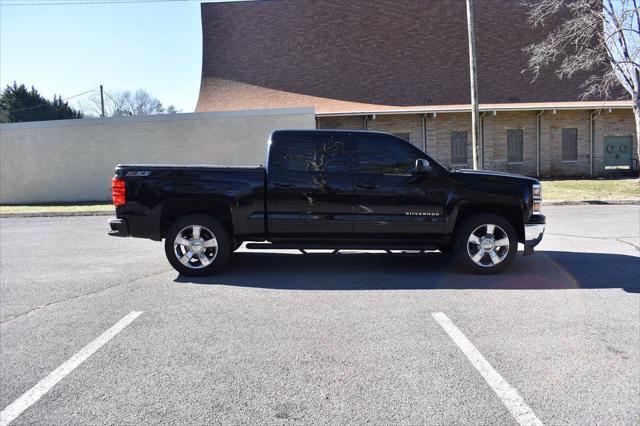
[1, 205, 638, 424]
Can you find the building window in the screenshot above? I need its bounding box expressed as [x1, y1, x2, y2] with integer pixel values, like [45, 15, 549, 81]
[562, 128, 578, 161]
[451, 131, 467, 165]
[393, 133, 410, 142]
[507, 129, 523, 163]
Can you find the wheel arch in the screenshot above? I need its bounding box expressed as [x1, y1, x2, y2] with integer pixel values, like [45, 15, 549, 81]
[451, 203, 525, 242]
[159, 198, 234, 238]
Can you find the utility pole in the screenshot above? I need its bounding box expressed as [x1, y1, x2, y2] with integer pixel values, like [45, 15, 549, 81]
[100, 85, 105, 118]
[466, 0, 480, 170]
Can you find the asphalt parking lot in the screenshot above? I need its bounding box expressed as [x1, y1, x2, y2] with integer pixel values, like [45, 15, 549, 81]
[1, 205, 639, 425]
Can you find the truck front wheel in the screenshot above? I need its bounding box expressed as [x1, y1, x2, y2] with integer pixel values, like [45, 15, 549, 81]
[454, 213, 518, 274]
[164, 214, 231, 276]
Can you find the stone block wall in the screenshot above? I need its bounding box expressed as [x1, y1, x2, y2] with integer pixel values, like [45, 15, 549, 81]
[317, 108, 637, 177]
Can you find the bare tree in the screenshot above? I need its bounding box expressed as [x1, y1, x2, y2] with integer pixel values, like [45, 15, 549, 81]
[524, 0, 640, 165]
[82, 89, 177, 117]
[82, 91, 115, 117]
[117, 89, 164, 116]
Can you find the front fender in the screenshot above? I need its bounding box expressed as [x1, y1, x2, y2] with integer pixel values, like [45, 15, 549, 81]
[444, 197, 527, 239]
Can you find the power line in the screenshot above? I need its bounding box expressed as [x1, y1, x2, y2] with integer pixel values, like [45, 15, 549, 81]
[0, 0, 199, 6]
[1, 87, 99, 113]
[103, 90, 121, 107]
[60, 87, 100, 101]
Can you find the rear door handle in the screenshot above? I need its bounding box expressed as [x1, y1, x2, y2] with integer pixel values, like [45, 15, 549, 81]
[356, 182, 378, 190]
[273, 181, 293, 188]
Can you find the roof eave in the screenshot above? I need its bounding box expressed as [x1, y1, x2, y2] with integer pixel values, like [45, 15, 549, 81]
[316, 101, 634, 117]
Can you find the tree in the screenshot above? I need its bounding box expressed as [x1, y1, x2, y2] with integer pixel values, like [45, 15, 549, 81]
[0, 82, 82, 123]
[82, 89, 178, 117]
[524, 0, 640, 166]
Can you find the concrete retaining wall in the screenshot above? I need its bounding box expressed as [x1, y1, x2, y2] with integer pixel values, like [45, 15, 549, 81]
[0, 108, 315, 204]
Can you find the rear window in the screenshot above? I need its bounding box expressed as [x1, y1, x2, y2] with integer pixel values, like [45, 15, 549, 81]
[270, 133, 346, 173]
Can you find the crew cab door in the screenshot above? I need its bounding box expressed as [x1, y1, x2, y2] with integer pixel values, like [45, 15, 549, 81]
[351, 133, 448, 239]
[267, 131, 353, 238]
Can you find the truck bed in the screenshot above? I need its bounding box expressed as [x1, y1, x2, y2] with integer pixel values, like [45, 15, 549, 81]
[117, 164, 264, 170]
[114, 164, 266, 240]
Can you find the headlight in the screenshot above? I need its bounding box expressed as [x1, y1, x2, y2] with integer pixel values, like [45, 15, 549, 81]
[532, 183, 541, 198]
[532, 183, 542, 214]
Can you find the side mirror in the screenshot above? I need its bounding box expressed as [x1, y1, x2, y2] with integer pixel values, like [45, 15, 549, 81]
[415, 158, 432, 175]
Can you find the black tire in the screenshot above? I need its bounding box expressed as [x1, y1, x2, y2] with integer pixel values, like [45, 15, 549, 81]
[453, 213, 518, 274]
[164, 214, 231, 276]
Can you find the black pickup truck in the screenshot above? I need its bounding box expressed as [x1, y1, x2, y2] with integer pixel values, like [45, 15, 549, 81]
[108, 129, 545, 275]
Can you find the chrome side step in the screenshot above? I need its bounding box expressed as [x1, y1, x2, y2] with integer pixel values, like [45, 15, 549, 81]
[245, 242, 438, 251]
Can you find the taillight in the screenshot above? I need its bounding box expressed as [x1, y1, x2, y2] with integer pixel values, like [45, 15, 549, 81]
[112, 177, 126, 207]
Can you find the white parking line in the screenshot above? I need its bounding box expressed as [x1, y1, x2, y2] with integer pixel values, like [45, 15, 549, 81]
[0, 311, 143, 426]
[432, 312, 543, 426]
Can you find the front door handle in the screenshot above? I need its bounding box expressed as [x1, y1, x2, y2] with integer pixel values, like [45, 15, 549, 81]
[356, 182, 378, 190]
[273, 181, 293, 188]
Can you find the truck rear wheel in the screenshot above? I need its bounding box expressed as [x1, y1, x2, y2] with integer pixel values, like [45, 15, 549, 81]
[164, 214, 231, 276]
[454, 213, 517, 274]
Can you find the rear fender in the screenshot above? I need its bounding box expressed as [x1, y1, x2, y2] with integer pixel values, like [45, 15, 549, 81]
[159, 196, 234, 238]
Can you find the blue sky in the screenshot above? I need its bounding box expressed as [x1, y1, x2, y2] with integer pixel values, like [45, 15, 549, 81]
[0, 0, 245, 113]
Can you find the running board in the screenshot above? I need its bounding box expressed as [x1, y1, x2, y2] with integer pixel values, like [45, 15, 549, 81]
[245, 242, 439, 251]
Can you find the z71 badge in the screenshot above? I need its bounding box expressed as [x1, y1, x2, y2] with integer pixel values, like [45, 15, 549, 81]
[125, 171, 151, 177]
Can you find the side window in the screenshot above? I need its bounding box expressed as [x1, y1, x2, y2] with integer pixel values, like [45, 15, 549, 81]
[507, 129, 523, 163]
[354, 135, 420, 175]
[451, 131, 467, 165]
[271, 134, 346, 173]
[562, 128, 578, 161]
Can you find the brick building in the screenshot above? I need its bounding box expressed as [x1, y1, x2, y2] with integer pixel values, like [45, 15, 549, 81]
[195, 0, 637, 177]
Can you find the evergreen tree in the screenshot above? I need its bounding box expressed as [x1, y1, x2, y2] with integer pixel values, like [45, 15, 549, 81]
[0, 82, 83, 123]
[50, 95, 83, 120]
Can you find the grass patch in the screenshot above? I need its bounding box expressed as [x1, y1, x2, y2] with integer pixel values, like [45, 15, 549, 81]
[542, 178, 639, 202]
[0, 203, 114, 215]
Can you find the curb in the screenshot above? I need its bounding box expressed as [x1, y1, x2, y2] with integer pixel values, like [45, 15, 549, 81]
[543, 199, 639, 206]
[0, 211, 114, 218]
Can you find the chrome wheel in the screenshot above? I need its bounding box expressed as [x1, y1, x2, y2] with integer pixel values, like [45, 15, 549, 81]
[173, 224, 218, 269]
[466, 223, 510, 268]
